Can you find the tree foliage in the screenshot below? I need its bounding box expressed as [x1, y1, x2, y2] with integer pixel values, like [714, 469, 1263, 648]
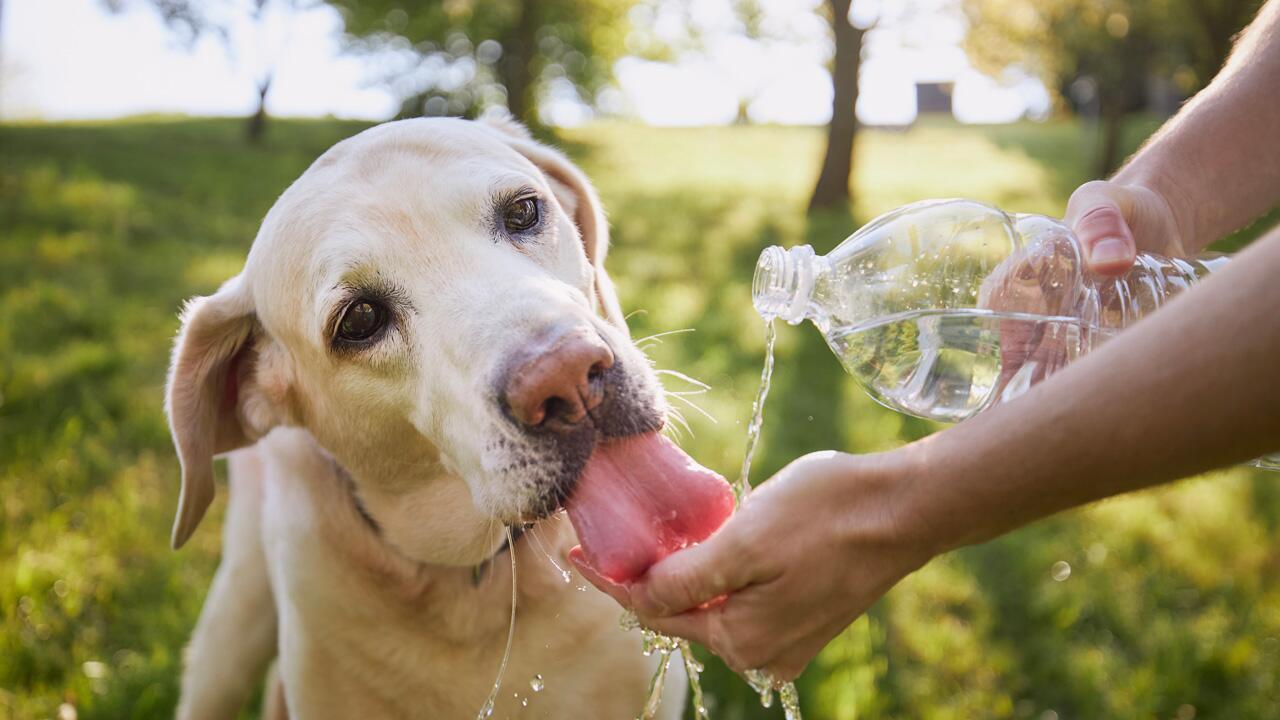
[963, 0, 1265, 174]
[326, 0, 632, 124]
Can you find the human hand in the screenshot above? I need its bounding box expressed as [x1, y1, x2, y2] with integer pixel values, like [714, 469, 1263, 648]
[570, 450, 934, 681]
[1065, 180, 1191, 276]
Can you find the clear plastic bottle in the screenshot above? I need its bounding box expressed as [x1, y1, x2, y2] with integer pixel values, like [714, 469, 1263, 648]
[753, 198, 1277, 471]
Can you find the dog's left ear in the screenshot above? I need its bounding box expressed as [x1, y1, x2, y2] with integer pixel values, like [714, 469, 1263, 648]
[483, 117, 627, 329]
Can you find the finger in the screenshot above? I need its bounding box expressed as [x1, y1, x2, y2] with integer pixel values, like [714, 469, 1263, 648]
[568, 546, 632, 608]
[1065, 181, 1137, 276]
[636, 607, 719, 649]
[630, 525, 756, 617]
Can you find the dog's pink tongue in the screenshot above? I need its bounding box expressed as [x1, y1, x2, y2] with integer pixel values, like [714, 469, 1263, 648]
[566, 433, 734, 584]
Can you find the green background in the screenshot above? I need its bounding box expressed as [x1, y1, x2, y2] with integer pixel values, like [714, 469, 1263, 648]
[2, 117, 1278, 719]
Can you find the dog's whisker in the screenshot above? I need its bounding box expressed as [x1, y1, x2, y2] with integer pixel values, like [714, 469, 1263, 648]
[624, 308, 648, 321]
[632, 327, 696, 346]
[667, 392, 718, 424]
[665, 410, 693, 442]
[528, 523, 569, 580]
[654, 368, 711, 390]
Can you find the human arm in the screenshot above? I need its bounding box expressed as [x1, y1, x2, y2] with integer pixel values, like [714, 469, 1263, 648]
[576, 224, 1280, 680]
[1069, 0, 1280, 274]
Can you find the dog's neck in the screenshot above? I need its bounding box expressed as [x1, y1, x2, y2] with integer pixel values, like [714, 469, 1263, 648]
[323, 445, 527, 586]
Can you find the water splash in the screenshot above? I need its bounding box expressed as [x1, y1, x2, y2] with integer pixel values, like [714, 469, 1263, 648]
[475, 526, 519, 720]
[678, 639, 710, 720]
[734, 320, 777, 505]
[779, 679, 803, 720]
[744, 670, 775, 708]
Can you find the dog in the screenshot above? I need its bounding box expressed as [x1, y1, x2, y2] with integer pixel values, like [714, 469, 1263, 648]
[165, 117, 689, 719]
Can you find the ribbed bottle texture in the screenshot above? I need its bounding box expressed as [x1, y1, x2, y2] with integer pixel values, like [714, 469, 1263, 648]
[753, 199, 1274, 470]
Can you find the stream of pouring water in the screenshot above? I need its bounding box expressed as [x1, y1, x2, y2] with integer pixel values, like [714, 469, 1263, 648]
[732, 321, 802, 720]
[629, 319, 801, 720]
[476, 526, 519, 720]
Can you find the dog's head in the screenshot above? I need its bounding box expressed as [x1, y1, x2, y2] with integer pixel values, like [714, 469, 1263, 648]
[165, 118, 666, 564]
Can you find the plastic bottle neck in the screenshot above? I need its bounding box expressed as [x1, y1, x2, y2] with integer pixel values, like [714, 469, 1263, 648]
[753, 244, 819, 324]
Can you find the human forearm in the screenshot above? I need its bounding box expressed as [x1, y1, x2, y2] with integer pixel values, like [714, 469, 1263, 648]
[1112, 0, 1280, 251]
[905, 225, 1280, 554]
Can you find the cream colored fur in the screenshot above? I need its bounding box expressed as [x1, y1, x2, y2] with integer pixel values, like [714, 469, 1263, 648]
[167, 118, 684, 719]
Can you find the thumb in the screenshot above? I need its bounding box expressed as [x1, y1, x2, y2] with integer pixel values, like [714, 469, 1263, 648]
[1065, 181, 1137, 276]
[630, 523, 755, 618]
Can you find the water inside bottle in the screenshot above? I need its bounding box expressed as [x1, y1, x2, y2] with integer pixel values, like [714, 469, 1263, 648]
[828, 308, 1105, 422]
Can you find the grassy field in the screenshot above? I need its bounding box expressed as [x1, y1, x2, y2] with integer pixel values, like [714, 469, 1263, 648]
[1, 116, 1278, 719]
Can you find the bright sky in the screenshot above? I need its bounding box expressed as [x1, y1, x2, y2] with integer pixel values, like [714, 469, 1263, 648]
[0, 0, 1049, 125]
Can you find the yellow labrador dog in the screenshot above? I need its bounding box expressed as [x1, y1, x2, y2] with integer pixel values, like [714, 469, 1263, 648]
[164, 117, 733, 719]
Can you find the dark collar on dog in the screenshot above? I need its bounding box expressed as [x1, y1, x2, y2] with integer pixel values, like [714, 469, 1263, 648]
[328, 453, 529, 587]
[471, 525, 528, 586]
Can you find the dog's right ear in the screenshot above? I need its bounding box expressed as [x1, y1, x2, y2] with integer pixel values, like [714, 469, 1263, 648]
[165, 274, 263, 549]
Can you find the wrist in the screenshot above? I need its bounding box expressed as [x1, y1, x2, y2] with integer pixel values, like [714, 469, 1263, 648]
[1111, 156, 1204, 255]
[828, 447, 949, 567]
[882, 433, 999, 558]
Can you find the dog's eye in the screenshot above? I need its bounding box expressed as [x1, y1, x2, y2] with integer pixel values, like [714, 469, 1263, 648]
[337, 300, 387, 342]
[503, 197, 539, 233]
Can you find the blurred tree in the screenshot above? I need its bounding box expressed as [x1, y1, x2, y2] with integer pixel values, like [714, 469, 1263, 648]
[324, 0, 630, 126]
[808, 0, 868, 212]
[101, 0, 314, 143]
[963, 0, 1265, 176]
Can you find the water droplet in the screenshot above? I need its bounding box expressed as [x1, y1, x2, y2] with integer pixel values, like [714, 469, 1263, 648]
[530, 674, 544, 692]
[560, 569, 571, 583]
[1051, 560, 1071, 582]
[521, 698, 529, 707]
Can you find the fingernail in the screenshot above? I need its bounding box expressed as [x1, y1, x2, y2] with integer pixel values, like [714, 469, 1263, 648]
[1088, 237, 1130, 265]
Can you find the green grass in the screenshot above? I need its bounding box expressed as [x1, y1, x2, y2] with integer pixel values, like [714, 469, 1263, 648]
[2, 116, 1277, 719]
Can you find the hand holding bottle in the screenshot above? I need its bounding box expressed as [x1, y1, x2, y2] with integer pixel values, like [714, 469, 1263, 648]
[1066, 180, 1191, 275]
[577, 1, 1280, 684]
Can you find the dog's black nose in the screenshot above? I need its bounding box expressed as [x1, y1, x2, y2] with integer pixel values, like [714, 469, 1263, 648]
[501, 326, 614, 433]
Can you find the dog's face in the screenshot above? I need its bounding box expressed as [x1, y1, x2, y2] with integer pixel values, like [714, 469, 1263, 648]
[165, 118, 665, 564]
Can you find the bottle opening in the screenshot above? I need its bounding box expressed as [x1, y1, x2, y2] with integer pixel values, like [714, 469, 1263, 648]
[752, 244, 815, 324]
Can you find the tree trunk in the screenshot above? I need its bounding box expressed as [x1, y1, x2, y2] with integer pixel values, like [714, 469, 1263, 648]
[808, 0, 865, 213]
[498, 1, 540, 125]
[1096, 97, 1124, 178]
[246, 75, 271, 145]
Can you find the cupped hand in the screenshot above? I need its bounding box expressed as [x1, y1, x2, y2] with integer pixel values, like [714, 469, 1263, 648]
[1065, 180, 1190, 275]
[571, 450, 934, 681]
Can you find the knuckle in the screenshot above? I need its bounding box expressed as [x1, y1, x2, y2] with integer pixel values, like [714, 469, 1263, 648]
[1067, 180, 1123, 217]
[667, 568, 701, 608]
[635, 584, 672, 616]
[1074, 205, 1131, 240]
